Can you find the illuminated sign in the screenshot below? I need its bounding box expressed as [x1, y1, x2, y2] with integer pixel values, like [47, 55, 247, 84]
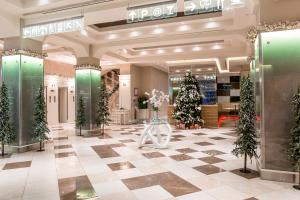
[184, 0, 244, 15]
[127, 1, 177, 23]
[22, 16, 84, 38]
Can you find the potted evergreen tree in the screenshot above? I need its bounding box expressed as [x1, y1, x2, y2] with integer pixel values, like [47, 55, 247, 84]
[32, 85, 49, 152]
[96, 83, 110, 135]
[288, 88, 300, 190]
[173, 72, 203, 129]
[0, 83, 15, 156]
[76, 96, 86, 136]
[232, 76, 258, 173]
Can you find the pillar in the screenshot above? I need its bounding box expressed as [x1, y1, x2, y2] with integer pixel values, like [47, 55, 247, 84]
[75, 57, 101, 135]
[255, 29, 300, 182]
[1, 37, 44, 152]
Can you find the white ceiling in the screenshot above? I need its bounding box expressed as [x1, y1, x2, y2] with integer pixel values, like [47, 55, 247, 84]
[0, 0, 259, 73]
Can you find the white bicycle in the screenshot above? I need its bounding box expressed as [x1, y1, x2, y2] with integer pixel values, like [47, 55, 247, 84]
[138, 119, 172, 149]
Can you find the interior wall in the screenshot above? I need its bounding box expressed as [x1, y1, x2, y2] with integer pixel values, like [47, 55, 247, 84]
[131, 66, 169, 118]
[260, 0, 300, 23]
[44, 59, 75, 125]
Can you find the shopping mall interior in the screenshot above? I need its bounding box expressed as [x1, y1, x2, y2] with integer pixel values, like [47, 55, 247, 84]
[0, 0, 300, 200]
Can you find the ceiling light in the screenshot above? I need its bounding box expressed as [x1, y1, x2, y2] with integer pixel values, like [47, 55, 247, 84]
[156, 49, 165, 54]
[80, 29, 88, 36]
[175, 70, 180, 73]
[205, 22, 219, 29]
[177, 25, 190, 32]
[140, 51, 148, 55]
[108, 33, 118, 40]
[122, 49, 128, 54]
[174, 48, 183, 53]
[43, 44, 49, 49]
[196, 69, 202, 72]
[186, 69, 191, 72]
[207, 68, 213, 71]
[192, 46, 202, 51]
[212, 44, 222, 50]
[152, 27, 164, 34]
[130, 31, 140, 37]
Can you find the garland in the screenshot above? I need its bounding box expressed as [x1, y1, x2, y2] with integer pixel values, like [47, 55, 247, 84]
[74, 64, 102, 71]
[2, 49, 47, 58]
[247, 20, 300, 43]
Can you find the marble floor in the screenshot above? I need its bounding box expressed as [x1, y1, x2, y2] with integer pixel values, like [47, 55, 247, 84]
[0, 124, 299, 200]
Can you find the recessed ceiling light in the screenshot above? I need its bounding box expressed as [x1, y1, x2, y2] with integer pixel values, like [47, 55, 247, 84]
[156, 49, 165, 54]
[152, 27, 164, 34]
[108, 33, 118, 40]
[207, 68, 213, 71]
[175, 70, 180, 73]
[211, 44, 222, 50]
[196, 69, 202, 72]
[177, 25, 190, 32]
[174, 48, 183, 53]
[192, 46, 202, 51]
[140, 51, 148, 55]
[130, 31, 140, 37]
[205, 22, 219, 29]
[122, 49, 128, 54]
[80, 29, 88, 36]
[186, 69, 191, 72]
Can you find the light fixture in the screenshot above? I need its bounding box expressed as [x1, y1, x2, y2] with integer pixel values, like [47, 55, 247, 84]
[80, 29, 88, 36]
[196, 69, 202, 72]
[207, 68, 213, 71]
[212, 44, 222, 50]
[177, 25, 190, 32]
[186, 69, 191, 72]
[192, 46, 202, 51]
[156, 49, 165, 54]
[140, 51, 148, 55]
[130, 31, 140, 37]
[175, 70, 180, 73]
[122, 49, 128, 54]
[152, 27, 164, 34]
[174, 48, 183, 53]
[43, 44, 49, 49]
[108, 33, 118, 40]
[205, 22, 219, 29]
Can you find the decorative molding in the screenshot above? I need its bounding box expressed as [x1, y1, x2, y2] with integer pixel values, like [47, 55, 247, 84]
[1, 49, 47, 58]
[247, 20, 300, 43]
[74, 64, 102, 71]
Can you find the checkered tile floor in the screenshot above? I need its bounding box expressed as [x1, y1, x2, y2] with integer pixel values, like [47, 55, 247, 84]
[0, 124, 299, 200]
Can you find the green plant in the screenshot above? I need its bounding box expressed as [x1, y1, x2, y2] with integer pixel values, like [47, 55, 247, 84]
[288, 88, 300, 190]
[232, 76, 258, 173]
[0, 83, 15, 156]
[96, 83, 111, 135]
[76, 96, 86, 136]
[173, 72, 203, 128]
[138, 95, 148, 109]
[32, 85, 49, 151]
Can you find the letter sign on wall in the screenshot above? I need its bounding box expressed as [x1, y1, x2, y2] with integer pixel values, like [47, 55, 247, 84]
[184, 0, 244, 15]
[22, 16, 84, 38]
[127, 1, 177, 23]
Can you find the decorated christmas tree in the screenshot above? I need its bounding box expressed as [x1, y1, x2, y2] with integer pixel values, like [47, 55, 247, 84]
[32, 85, 49, 151]
[96, 82, 111, 135]
[76, 96, 86, 136]
[232, 76, 258, 173]
[0, 83, 15, 156]
[173, 72, 203, 128]
[288, 88, 300, 190]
